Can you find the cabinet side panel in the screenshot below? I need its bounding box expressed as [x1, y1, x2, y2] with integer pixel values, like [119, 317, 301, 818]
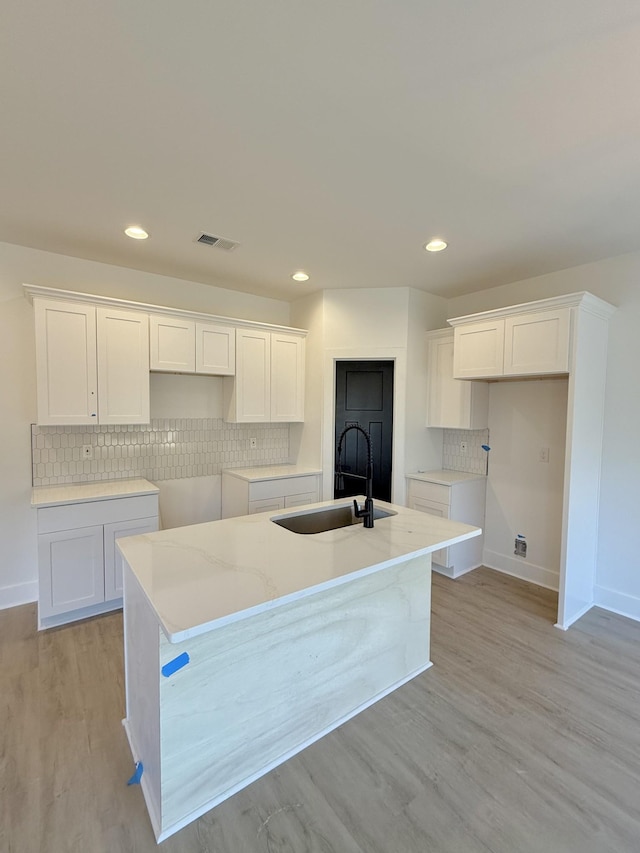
[220, 473, 249, 518]
[558, 310, 608, 627]
[158, 556, 431, 832]
[123, 565, 162, 834]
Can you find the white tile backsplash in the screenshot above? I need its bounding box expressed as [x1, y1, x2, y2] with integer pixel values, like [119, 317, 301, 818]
[442, 428, 490, 475]
[31, 420, 290, 486]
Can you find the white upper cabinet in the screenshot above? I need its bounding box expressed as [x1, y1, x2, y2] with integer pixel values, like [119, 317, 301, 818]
[453, 320, 505, 379]
[150, 314, 235, 375]
[34, 298, 149, 425]
[149, 314, 196, 372]
[224, 329, 305, 423]
[97, 307, 150, 424]
[35, 299, 98, 425]
[503, 309, 570, 376]
[426, 330, 488, 429]
[195, 321, 236, 375]
[270, 332, 304, 422]
[28, 286, 304, 425]
[451, 305, 571, 380]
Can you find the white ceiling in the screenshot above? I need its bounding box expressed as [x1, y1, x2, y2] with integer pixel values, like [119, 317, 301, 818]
[2, 1, 640, 302]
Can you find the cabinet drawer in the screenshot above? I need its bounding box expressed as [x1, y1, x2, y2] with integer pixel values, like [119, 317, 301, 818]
[248, 497, 285, 514]
[407, 480, 451, 506]
[284, 491, 318, 509]
[250, 475, 318, 501]
[37, 494, 159, 534]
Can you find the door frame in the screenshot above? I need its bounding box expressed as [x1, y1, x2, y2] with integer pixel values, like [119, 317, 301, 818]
[322, 347, 408, 505]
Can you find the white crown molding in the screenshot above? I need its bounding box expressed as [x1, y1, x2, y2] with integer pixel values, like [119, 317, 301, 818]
[447, 291, 616, 326]
[22, 284, 307, 336]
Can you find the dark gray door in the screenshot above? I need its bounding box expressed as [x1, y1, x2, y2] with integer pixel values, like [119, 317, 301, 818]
[334, 361, 394, 502]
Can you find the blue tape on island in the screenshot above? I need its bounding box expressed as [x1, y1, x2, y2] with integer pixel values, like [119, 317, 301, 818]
[127, 761, 143, 786]
[161, 651, 190, 678]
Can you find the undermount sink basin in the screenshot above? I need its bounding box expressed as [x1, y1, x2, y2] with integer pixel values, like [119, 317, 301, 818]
[272, 503, 397, 534]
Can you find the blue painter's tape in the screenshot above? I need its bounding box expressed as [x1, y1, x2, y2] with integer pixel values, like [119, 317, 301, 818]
[481, 444, 491, 452]
[161, 651, 190, 678]
[127, 761, 143, 786]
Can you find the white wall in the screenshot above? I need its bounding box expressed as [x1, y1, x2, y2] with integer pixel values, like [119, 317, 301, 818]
[483, 379, 568, 590]
[291, 287, 448, 505]
[447, 249, 640, 619]
[0, 241, 291, 609]
[404, 288, 449, 477]
[150, 373, 224, 530]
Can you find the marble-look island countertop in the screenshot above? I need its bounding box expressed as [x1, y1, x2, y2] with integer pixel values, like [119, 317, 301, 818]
[31, 477, 159, 507]
[117, 497, 481, 643]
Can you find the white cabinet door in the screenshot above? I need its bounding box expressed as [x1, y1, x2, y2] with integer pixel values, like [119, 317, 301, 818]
[150, 314, 196, 372]
[453, 320, 505, 379]
[232, 329, 271, 422]
[104, 517, 158, 601]
[38, 525, 105, 618]
[408, 496, 450, 567]
[504, 309, 570, 376]
[426, 332, 488, 429]
[270, 333, 304, 422]
[97, 307, 150, 424]
[34, 298, 98, 425]
[248, 497, 285, 514]
[196, 322, 235, 375]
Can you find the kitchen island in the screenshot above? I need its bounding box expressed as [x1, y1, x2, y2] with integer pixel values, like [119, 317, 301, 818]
[117, 497, 481, 842]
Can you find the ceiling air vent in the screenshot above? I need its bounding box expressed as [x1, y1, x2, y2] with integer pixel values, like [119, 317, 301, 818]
[195, 232, 240, 251]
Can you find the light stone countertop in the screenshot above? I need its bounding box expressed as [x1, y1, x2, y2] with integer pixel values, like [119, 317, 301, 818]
[222, 464, 322, 481]
[117, 496, 481, 644]
[406, 470, 487, 486]
[31, 478, 159, 508]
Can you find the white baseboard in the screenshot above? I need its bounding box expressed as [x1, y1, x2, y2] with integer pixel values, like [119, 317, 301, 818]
[594, 585, 640, 624]
[482, 549, 559, 591]
[0, 580, 37, 611]
[432, 562, 481, 580]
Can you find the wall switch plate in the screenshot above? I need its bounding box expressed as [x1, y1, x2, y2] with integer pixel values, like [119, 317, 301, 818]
[82, 445, 93, 459]
[460, 442, 468, 454]
[250, 438, 257, 449]
[539, 447, 549, 463]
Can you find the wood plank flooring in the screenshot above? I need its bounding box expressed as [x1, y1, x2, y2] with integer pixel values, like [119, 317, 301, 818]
[2, 568, 640, 852]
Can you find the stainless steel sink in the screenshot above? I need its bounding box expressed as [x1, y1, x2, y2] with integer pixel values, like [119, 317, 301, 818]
[272, 504, 397, 534]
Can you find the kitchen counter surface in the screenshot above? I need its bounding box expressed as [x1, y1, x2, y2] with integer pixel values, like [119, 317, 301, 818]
[222, 464, 322, 481]
[31, 477, 159, 508]
[117, 496, 480, 643]
[406, 470, 487, 486]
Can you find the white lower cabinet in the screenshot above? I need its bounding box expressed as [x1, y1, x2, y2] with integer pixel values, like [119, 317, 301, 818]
[36, 493, 159, 628]
[222, 470, 320, 518]
[406, 474, 486, 578]
[38, 525, 105, 618]
[103, 517, 159, 600]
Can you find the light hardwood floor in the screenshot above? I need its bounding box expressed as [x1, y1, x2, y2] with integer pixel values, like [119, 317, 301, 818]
[2, 568, 640, 852]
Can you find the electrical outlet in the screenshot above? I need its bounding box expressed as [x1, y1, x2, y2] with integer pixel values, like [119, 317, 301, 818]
[460, 442, 468, 454]
[249, 437, 257, 449]
[82, 445, 93, 459]
[539, 447, 549, 463]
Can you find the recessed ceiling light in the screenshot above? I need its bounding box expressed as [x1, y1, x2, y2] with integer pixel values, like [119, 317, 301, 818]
[124, 226, 149, 240]
[424, 238, 447, 252]
[291, 271, 310, 282]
